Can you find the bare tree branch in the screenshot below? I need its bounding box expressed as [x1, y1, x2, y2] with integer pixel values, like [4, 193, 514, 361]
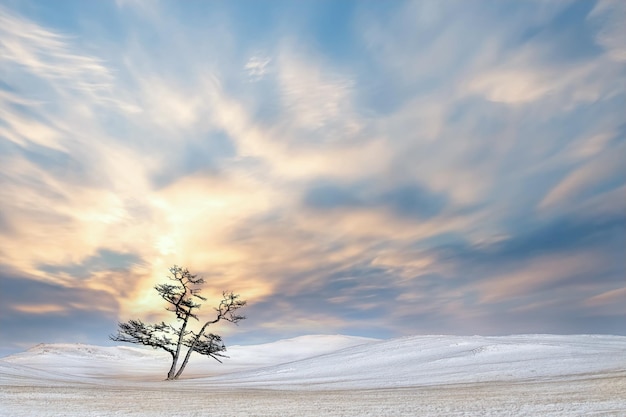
[109, 266, 246, 380]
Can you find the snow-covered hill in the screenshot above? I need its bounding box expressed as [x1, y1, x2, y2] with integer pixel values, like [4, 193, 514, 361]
[3, 334, 624, 388]
[1, 334, 625, 416]
[190, 334, 626, 389]
[1, 334, 377, 381]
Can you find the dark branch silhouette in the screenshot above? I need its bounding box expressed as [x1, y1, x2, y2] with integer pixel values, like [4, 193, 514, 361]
[110, 265, 246, 380]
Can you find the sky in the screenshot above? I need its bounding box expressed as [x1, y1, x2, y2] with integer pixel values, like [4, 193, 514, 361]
[0, 0, 625, 357]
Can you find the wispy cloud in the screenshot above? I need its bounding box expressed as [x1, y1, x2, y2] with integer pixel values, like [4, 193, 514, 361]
[588, 0, 626, 62]
[0, 6, 112, 94]
[0, 0, 624, 351]
[245, 55, 272, 81]
[540, 140, 625, 210]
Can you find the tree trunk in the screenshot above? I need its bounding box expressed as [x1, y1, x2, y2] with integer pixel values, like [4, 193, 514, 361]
[166, 315, 189, 380]
[173, 346, 193, 379]
[173, 332, 203, 379]
[166, 353, 179, 380]
[173, 321, 213, 379]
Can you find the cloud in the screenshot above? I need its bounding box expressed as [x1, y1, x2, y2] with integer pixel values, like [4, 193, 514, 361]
[540, 140, 625, 210]
[465, 48, 619, 106]
[37, 249, 144, 278]
[471, 250, 605, 304]
[0, 6, 112, 92]
[468, 70, 552, 104]
[303, 180, 448, 220]
[456, 2, 623, 106]
[276, 49, 358, 138]
[588, 0, 626, 62]
[0, 5, 139, 116]
[0, 267, 120, 351]
[350, 209, 625, 335]
[0, 0, 624, 350]
[584, 287, 626, 316]
[432, 211, 626, 269]
[245, 55, 272, 81]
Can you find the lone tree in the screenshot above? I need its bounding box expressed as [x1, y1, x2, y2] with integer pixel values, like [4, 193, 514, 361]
[110, 265, 246, 380]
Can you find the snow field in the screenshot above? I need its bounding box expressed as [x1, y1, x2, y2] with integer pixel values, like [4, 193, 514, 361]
[1, 334, 625, 416]
[1, 375, 624, 417]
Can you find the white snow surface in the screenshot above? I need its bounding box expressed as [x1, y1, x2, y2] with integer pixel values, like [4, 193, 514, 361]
[1, 334, 625, 416]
